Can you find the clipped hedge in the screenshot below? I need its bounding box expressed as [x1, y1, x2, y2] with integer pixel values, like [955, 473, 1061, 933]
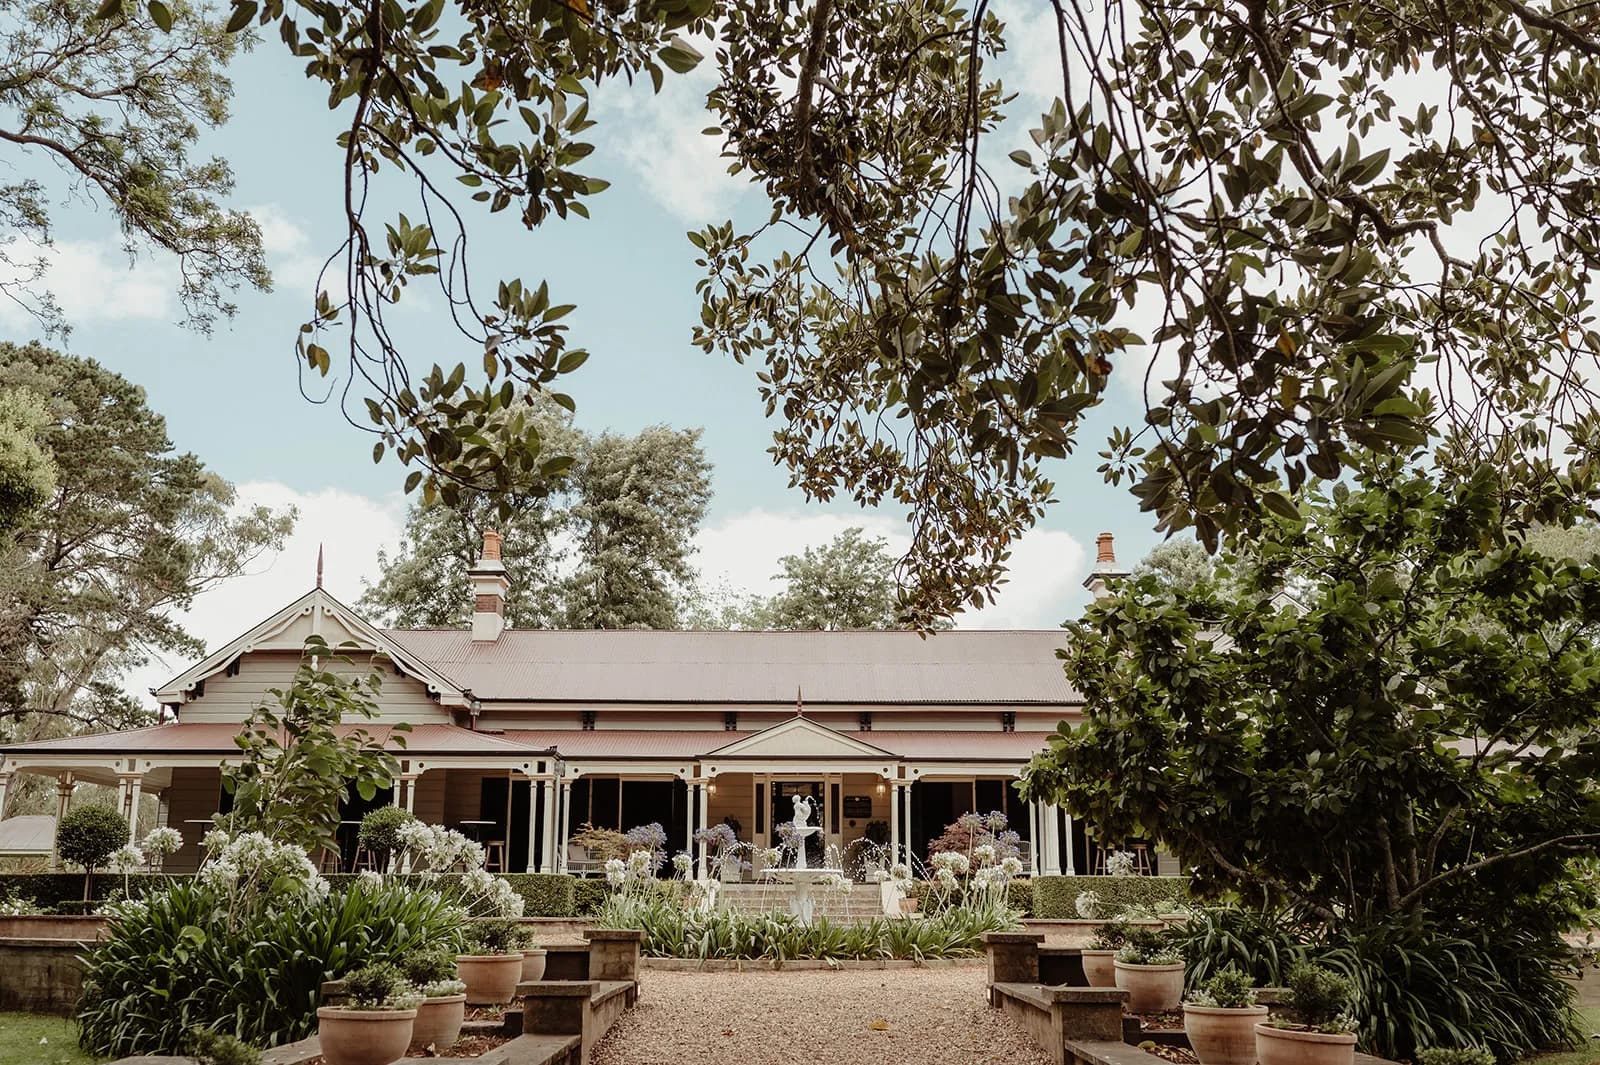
[0, 872, 180, 911]
[0, 871, 582, 916]
[1031, 875, 1191, 918]
[574, 877, 608, 916]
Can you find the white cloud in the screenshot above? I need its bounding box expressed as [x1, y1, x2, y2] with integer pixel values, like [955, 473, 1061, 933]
[0, 236, 177, 328]
[693, 507, 1088, 629]
[246, 203, 334, 302]
[120, 482, 406, 708]
[597, 58, 747, 222]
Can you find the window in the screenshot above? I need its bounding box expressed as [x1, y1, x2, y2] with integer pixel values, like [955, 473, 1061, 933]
[1001, 711, 1016, 733]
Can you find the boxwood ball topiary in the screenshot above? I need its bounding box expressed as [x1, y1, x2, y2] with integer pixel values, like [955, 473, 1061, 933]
[57, 805, 129, 873]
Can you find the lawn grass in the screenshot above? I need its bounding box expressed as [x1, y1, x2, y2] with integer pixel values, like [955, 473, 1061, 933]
[0, 1013, 98, 1065]
[1528, 1007, 1600, 1065]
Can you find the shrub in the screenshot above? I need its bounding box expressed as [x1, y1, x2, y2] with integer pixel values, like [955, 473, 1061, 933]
[357, 808, 418, 866]
[57, 805, 128, 894]
[1089, 919, 1133, 950]
[0, 872, 179, 910]
[1417, 1049, 1496, 1065]
[1188, 967, 1256, 1009]
[398, 949, 457, 985]
[927, 811, 1021, 863]
[1032, 875, 1190, 918]
[568, 824, 629, 861]
[1317, 921, 1579, 1061]
[342, 963, 414, 1009]
[1116, 927, 1181, 965]
[1282, 962, 1356, 1033]
[77, 877, 463, 1056]
[186, 1029, 260, 1065]
[465, 918, 529, 955]
[1171, 906, 1309, 992]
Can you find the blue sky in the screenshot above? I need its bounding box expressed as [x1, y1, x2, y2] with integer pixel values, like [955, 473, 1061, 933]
[5, 18, 1176, 694]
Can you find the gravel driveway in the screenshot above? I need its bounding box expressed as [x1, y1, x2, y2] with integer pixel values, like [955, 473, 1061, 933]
[589, 966, 1054, 1065]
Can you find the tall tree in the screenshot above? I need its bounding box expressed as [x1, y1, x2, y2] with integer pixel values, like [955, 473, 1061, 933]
[1023, 463, 1600, 994]
[560, 426, 712, 629]
[359, 398, 581, 628]
[361, 419, 711, 630]
[740, 527, 904, 630]
[0, 0, 267, 334]
[0, 388, 56, 535]
[0, 343, 294, 741]
[1131, 539, 1215, 595]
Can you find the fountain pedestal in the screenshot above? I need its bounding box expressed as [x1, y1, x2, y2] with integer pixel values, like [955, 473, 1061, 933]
[770, 867, 843, 925]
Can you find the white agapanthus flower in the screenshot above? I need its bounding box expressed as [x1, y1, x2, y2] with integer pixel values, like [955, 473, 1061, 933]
[202, 828, 231, 852]
[604, 858, 627, 887]
[672, 853, 692, 873]
[935, 867, 958, 888]
[141, 827, 183, 856]
[1001, 856, 1024, 878]
[357, 869, 384, 888]
[761, 847, 782, 869]
[932, 851, 970, 874]
[626, 849, 652, 874]
[973, 843, 997, 865]
[1105, 850, 1137, 877]
[108, 844, 145, 873]
[889, 862, 911, 883]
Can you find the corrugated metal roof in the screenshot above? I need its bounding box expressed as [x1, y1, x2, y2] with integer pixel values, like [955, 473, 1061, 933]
[0, 723, 544, 756]
[384, 629, 1079, 705]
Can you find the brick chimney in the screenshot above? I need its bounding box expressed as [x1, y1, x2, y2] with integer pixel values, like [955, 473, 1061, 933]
[1083, 531, 1131, 601]
[469, 529, 510, 641]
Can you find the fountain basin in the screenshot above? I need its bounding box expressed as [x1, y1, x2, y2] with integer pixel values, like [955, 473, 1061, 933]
[768, 867, 846, 925]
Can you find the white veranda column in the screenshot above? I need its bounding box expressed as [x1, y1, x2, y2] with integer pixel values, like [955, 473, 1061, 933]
[557, 779, 572, 874]
[1061, 810, 1076, 875]
[901, 781, 914, 868]
[1042, 803, 1062, 876]
[1028, 800, 1041, 878]
[695, 780, 710, 878]
[534, 778, 550, 873]
[888, 783, 901, 867]
[123, 775, 143, 837]
[52, 774, 73, 869]
[0, 773, 11, 823]
[682, 777, 694, 865]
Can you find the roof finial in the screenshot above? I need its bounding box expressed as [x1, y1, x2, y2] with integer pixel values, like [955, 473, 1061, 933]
[796, 685, 804, 716]
[316, 543, 324, 589]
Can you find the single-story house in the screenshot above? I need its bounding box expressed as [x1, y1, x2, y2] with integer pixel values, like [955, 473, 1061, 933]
[0, 532, 1151, 878]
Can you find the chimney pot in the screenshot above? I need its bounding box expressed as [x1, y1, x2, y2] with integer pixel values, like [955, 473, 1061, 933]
[481, 529, 503, 562]
[469, 531, 509, 641]
[1096, 531, 1116, 565]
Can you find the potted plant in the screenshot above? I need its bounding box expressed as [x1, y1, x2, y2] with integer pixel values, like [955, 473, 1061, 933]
[399, 950, 466, 1052]
[316, 963, 419, 1065]
[1082, 919, 1130, 988]
[1184, 968, 1268, 1065]
[521, 931, 548, 982]
[1255, 963, 1359, 1065]
[456, 918, 529, 1004]
[1113, 928, 1185, 1012]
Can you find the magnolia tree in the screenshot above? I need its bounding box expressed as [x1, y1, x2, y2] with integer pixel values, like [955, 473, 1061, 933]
[1023, 461, 1600, 934]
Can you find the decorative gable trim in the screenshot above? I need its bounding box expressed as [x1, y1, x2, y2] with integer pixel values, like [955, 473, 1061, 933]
[701, 715, 898, 760]
[152, 588, 474, 710]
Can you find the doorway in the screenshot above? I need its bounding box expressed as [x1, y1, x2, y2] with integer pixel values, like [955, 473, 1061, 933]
[771, 780, 824, 865]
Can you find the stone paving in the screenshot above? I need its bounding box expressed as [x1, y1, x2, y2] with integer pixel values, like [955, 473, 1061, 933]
[589, 966, 1053, 1065]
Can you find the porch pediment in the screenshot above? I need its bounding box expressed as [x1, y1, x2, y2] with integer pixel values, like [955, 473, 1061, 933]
[701, 716, 896, 760]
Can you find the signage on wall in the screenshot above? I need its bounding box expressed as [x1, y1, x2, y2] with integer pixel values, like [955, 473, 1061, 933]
[842, 795, 873, 820]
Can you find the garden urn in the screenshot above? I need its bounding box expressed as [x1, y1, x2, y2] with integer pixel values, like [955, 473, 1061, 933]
[409, 994, 466, 1052]
[898, 896, 919, 915]
[521, 947, 548, 982]
[1080, 949, 1117, 987]
[456, 953, 524, 1004]
[1113, 960, 1186, 1012]
[1255, 1024, 1358, 1065]
[316, 1006, 417, 1065]
[1184, 1003, 1268, 1065]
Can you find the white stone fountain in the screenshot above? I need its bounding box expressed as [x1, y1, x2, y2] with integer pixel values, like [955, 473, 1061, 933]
[769, 795, 844, 925]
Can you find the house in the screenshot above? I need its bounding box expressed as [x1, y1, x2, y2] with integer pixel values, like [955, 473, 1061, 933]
[0, 532, 1144, 878]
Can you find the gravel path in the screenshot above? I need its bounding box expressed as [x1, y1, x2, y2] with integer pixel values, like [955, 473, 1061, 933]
[590, 967, 1054, 1065]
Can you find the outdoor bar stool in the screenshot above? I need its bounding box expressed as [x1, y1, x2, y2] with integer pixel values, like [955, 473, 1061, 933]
[483, 839, 506, 873]
[315, 847, 342, 874]
[351, 844, 379, 873]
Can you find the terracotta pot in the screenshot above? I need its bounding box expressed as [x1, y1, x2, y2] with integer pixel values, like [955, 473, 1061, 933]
[1113, 960, 1186, 1012]
[410, 994, 465, 1052]
[898, 897, 919, 915]
[455, 953, 523, 1004]
[316, 1006, 416, 1065]
[1081, 949, 1118, 988]
[1256, 1023, 1358, 1065]
[521, 948, 548, 982]
[1185, 1004, 1269, 1065]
